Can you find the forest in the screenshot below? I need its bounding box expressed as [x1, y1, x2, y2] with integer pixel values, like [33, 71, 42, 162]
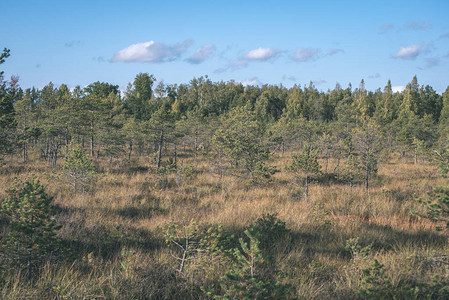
[1, 46, 449, 298]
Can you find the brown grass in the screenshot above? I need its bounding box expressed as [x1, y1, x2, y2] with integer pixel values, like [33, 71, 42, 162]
[0, 151, 448, 299]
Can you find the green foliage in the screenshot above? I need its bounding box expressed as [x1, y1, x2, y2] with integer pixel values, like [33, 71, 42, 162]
[215, 230, 293, 300]
[352, 122, 381, 190]
[344, 237, 371, 262]
[434, 148, 449, 178]
[163, 220, 231, 274]
[250, 162, 278, 185]
[288, 145, 321, 177]
[287, 145, 321, 199]
[0, 179, 61, 273]
[0, 48, 17, 155]
[359, 259, 397, 299]
[359, 259, 449, 299]
[212, 105, 274, 183]
[63, 142, 97, 193]
[175, 162, 197, 187]
[248, 213, 289, 253]
[337, 154, 363, 187]
[417, 186, 449, 230]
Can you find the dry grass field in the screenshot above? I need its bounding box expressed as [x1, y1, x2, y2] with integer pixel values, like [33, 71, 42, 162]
[1, 151, 448, 299]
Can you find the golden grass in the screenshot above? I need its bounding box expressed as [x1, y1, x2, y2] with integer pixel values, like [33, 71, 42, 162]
[0, 152, 448, 299]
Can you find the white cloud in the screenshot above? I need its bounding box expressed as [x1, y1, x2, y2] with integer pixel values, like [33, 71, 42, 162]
[111, 39, 192, 63]
[238, 77, 262, 87]
[293, 48, 320, 62]
[392, 85, 405, 93]
[393, 44, 422, 60]
[244, 47, 278, 61]
[187, 44, 216, 64]
[215, 47, 277, 73]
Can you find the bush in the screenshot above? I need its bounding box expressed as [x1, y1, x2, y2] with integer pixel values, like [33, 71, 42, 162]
[0, 178, 61, 274]
[416, 186, 449, 231]
[63, 142, 97, 193]
[249, 213, 289, 253]
[359, 259, 449, 299]
[213, 230, 293, 300]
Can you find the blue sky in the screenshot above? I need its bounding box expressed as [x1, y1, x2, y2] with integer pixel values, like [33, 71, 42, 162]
[1, 0, 448, 93]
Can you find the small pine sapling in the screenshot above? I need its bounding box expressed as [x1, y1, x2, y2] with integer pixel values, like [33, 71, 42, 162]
[416, 186, 449, 231]
[63, 142, 97, 193]
[215, 230, 293, 300]
[0, 179, 61, 275]
[287, 145, 321, 200]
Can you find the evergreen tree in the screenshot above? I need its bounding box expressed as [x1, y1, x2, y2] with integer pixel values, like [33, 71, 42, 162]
[124, 73, 155, 120]
[212, 105, 274, 182]
[353, 122, 382, 191]
[215, 230, 292, 300]
[0, 48, 17, 156]
[1, 179, 60, 274]
[287, 145, 322, 199]
[63, 142, 97, 193]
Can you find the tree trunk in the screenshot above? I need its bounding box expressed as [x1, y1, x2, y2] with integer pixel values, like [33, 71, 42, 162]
[90, 134, 94, 157]
[156, 129, 163, 170]
[334, 157, 340, 172]
[128, 141, 133, 160]
[23, 142, 27, 162]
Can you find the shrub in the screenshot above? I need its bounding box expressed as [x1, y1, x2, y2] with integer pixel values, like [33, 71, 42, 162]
[214, 230, 293, 300]
[249, 213, 289, 253]
[63, 142, 97, 193]
[0, 179, 61, 274]
[359, 259, 449, 299]
[345, 237, 371, 262]
[416, 186, 449, 231]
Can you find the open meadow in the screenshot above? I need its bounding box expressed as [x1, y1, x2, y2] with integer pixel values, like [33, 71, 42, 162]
[1, 150, 448, 299]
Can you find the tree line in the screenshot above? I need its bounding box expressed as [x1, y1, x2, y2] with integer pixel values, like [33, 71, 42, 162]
[1, 48, 449, 182]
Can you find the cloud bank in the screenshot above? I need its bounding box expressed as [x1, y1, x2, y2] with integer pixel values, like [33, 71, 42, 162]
[244, 47, 278, 61]
[393, 44, 422, 60]
[112, 40, 192, 63]
[187, 44, 216, 64]
[238, 77, 262, 87]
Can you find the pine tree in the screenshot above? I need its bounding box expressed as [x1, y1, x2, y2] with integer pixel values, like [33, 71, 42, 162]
[287, 145, 322, 199]
[212, 105, 274, 182]
[1, 179, 61, 274]
[216, 230, 292, 299]
[353, 122, 381, 191]
[63, 142, 97, 193]
[0, 48, 17, 156]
